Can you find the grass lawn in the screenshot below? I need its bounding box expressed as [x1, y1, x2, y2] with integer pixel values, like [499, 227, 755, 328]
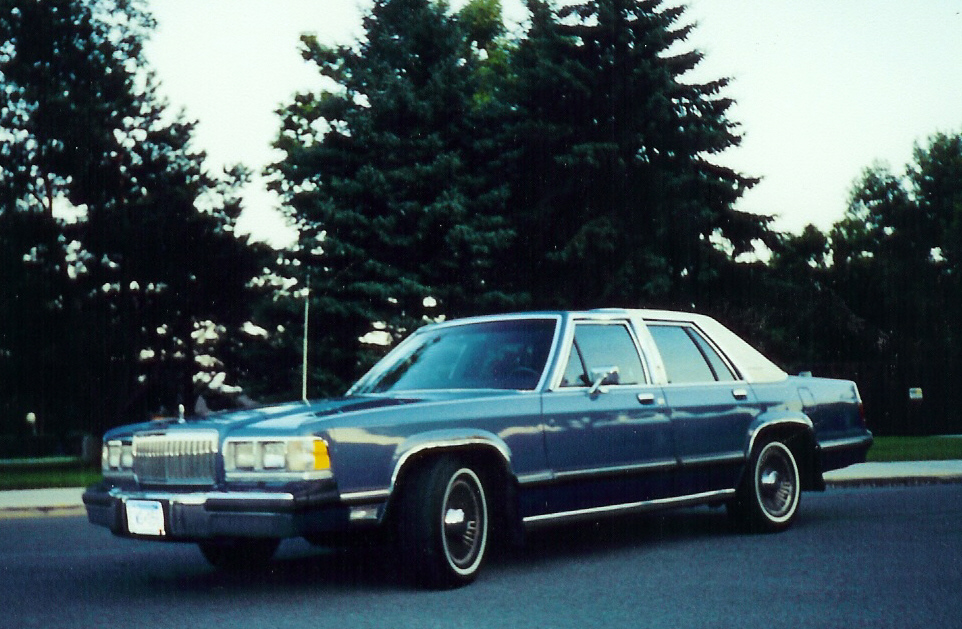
[0, 458, 101, 491]
[867, 436, 962, 462]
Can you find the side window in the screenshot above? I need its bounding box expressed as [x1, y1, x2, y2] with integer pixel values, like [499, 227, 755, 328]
[648, 324, 736, 383]
[689, 329, 737, 382]
[560, 323, 646, 387]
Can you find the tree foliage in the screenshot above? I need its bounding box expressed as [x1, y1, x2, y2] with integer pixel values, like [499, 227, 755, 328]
[824, 131, 962, 433]
[267, 0, 776, 394]
[0, 0, 265, 436]
[267, 0, 518, 394]
[8, 0, 959, 440]
[496, 0, 773, 309]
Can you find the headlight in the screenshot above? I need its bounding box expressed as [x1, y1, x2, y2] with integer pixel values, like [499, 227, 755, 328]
[262, 442, 287, 469]
[233, 442, 256, 469]
[223, 437, 331, 480]
[103, 439, 134, 475]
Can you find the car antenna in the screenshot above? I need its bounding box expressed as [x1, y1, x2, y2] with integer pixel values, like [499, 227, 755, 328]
[302, 276, 310, 405]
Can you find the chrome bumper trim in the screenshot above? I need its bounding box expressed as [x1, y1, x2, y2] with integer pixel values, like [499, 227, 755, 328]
[84, 484, 349, 540]
[339, 489, 390, 504]
[107, 487, 296, 506]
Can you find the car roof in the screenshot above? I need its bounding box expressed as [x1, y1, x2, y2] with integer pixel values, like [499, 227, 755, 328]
[422, 308, 787, 383]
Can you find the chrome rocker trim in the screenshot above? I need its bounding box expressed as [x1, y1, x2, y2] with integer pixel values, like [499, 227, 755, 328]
[521, 488, 736, 530]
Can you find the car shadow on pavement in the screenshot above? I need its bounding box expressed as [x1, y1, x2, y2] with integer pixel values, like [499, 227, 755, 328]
[495, 506, 737, 565]
[131, 498, 874, 596]
[154, 506, 740, 593]
[168, 542, 407, 592]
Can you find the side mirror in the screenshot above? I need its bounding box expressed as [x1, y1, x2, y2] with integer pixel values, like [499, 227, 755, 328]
[588, 366, 620, 395]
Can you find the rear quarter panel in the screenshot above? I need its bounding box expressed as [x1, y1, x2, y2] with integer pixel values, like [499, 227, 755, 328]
[751, 376, 871, 472]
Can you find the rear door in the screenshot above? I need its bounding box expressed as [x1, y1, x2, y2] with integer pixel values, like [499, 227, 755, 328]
[646, 322, 762, 494]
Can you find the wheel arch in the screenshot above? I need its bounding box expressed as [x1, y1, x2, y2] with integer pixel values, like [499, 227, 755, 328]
[743, 414, 823, 491]
[384, 431, 518, 527]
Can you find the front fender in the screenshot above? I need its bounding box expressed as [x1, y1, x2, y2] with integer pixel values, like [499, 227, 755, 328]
[389, 428, 514, 490]
[331, 428, 515, 527]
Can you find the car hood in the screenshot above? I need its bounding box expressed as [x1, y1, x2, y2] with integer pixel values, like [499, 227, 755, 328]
[104, 391, 528, 440]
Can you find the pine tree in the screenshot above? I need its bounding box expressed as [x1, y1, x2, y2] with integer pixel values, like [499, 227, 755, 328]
[269, 0, 514, 393]
[498, 0, 773, 309]
[0, 0, 147, 434]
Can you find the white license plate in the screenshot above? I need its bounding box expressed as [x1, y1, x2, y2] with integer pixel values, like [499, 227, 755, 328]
[126, 500, 166, 536]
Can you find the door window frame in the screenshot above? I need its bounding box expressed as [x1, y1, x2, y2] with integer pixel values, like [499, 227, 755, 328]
[549, 319, 653, 390]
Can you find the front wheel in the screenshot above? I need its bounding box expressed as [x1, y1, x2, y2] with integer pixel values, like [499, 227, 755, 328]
[397, 457, 490, 588]
[729, 440, 800, 533]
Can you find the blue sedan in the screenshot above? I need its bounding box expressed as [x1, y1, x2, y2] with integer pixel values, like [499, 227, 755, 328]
[84, 309, 872, 587]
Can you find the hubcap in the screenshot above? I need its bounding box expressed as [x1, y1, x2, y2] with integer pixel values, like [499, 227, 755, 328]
[441, 471, 486, 572]
[757, 444, 797, 520]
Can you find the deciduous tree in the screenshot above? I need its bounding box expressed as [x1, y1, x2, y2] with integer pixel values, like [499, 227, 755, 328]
[0, 0, 265, 435]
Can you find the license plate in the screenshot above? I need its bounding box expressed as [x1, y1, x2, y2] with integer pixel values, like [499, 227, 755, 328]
[126, 500, 166, 536]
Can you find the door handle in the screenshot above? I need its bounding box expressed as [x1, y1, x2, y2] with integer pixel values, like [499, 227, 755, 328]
[732, 388, 749, 400]
[637, 393, 656, 405]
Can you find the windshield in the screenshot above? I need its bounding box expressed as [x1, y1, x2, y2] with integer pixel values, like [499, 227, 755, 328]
[352, 318, 557, 393]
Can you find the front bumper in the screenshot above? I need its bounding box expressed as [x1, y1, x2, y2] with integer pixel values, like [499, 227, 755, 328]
[82, 482, 353, 541]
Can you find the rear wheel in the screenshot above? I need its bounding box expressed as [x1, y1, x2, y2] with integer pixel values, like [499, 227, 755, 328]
[198, 537, 280, 570]
[729, 440, 800, 533]
[397, 457, 490, 588]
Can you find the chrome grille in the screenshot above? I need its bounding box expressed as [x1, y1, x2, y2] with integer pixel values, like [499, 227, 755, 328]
[133, 431, 219, 485]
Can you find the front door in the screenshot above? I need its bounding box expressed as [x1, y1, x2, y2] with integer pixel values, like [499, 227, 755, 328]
[540, 321, 675, 514]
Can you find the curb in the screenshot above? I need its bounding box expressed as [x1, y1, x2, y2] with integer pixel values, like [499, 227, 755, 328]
[822, 460, 962, 488]
[0, 487, 87, 520]
[824, 475, 962, 489]
[0, 505, 87, 519]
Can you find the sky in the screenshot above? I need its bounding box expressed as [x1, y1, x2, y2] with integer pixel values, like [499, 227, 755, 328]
[144, 0, 962, 247]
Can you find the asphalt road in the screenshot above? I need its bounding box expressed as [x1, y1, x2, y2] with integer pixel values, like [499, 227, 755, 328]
[2, 485, 960, 629]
